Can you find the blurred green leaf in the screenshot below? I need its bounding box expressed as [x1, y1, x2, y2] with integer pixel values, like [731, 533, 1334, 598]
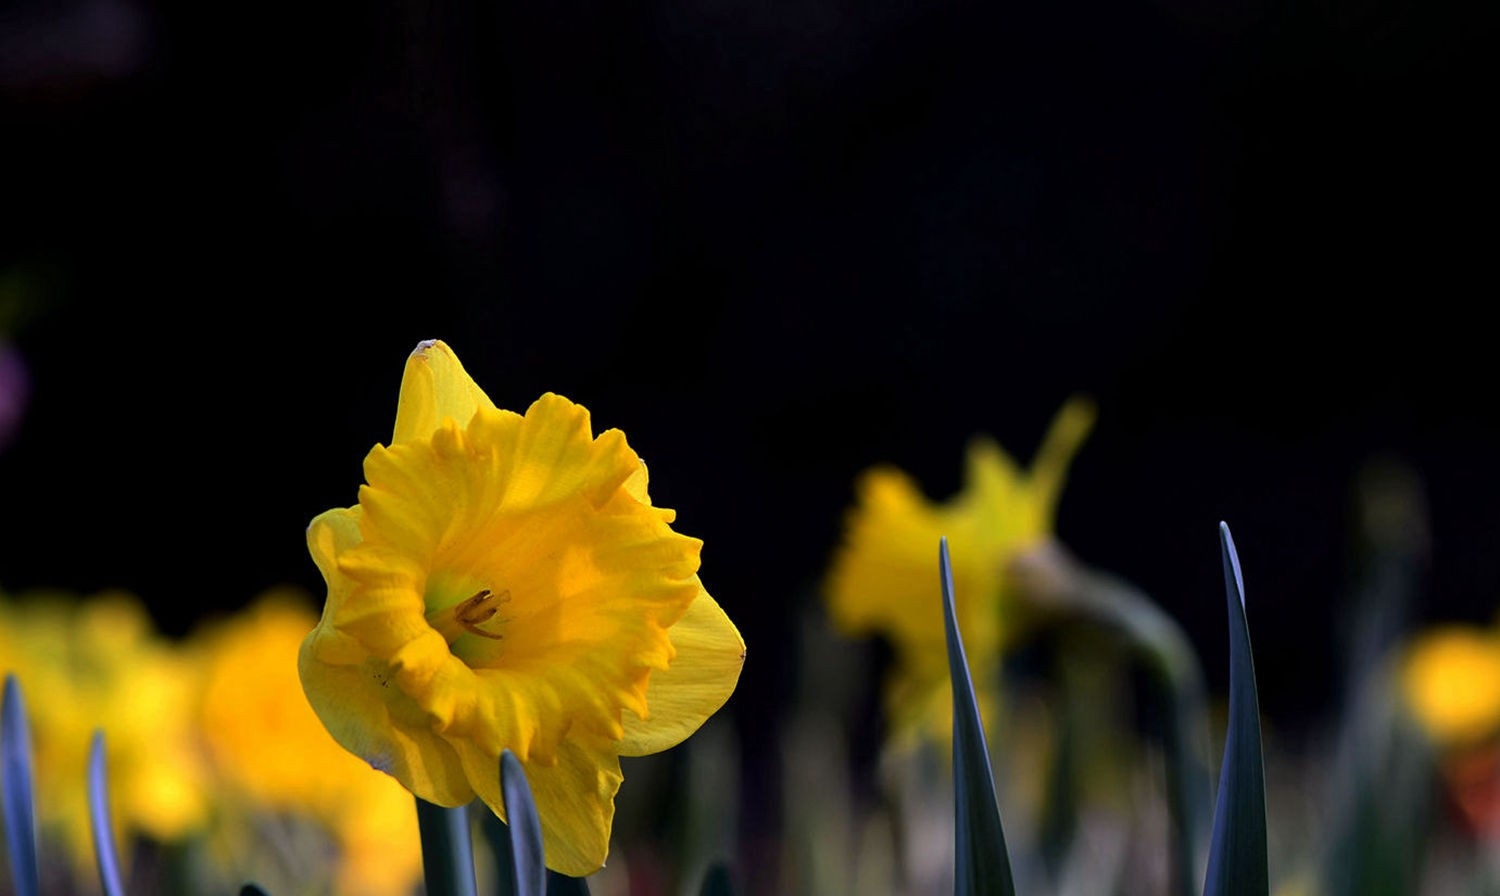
[87, 729, 126, 896]
[500, 750, 546, 896]
[2, 674, 39, 896]
[1017, 545, 1210, 896]
[416, 798, 479, 896]
[1320, 688, 1432, 895]
[941, 537, 1016, 896]
[1202, 523, 1269, 896]
[1037, 644, 1081, 881]
[698, 860, 735, 896]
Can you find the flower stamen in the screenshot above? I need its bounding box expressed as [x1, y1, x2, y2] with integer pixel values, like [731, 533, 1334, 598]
[427, 589, 509, 643]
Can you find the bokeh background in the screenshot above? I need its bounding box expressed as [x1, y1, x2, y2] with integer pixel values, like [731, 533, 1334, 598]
[2, 0, 1497, 877]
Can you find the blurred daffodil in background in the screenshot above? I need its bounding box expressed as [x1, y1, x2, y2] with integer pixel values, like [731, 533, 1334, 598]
[1400, 623, 1500, 752]
[823, 396, 1095, 749]
[298, 339, 746, 877]
[1399, 620, 1500, 841]
[0, 589, 210, 883]
[191, 589, 423, 896]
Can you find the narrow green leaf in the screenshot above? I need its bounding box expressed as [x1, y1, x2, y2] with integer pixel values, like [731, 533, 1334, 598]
[477, 811, 518, 896]
[940, 537, 1016, 896]
[698, 860, 735, 896]
[545, 870, 591, 895]
[87, 729, 127, 896]
[2, 674, 39, 896]
[500, 750, 547, 896]
[416, 798, 479, 896]
[1202, 522, 1269, 896]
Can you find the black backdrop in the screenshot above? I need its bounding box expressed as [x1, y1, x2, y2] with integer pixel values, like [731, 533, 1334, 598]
[3, 0, 1497, 856]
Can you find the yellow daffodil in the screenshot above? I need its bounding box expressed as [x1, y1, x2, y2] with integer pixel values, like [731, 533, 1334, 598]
[1397, 622, 1500, 840]
[0, 589, 209, 876]
[1399, 624, 1500, 750]
[192, 589, 422, 896]
[823, 397, 1094, 747]
[298, 339, 745, 876]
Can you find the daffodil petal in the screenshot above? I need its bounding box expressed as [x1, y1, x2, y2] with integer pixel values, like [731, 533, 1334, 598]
[458, 734, 623, 878]
[1401, 625, 1500, 747]
[391, 339, 497, 445]
[299, 627, 476, 807]
[308, 507, 363, 585]
[619, 589, 746, 756]
[1028, 394, 1096, 518]
[825, 468, 969, 652]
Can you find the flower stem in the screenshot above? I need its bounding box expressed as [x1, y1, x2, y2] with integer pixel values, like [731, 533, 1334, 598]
[416, 798, 479, 896]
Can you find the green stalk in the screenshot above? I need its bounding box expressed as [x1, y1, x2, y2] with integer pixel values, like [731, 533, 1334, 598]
[416, 798, 478, 896]
[1016, 543, 1210, 896]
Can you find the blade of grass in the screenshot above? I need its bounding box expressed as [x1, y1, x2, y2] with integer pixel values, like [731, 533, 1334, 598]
[87, 730, 127, 896]
[416, 798, 479, 896]
[2, 674, 39, 896]
[499, 750, 546, 896]
[1202, 523, 1268, 896]
[941, 537, 1016, 896]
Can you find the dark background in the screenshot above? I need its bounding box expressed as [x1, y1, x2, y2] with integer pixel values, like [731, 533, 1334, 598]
[2, 0, 1497, 851]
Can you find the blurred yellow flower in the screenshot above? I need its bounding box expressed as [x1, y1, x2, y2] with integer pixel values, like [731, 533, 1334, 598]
[823, 396, 1095, 747]
[192, 589, 422, 896]
[0, 589, 209, 876]
[299, 339, 745, 876]
[1399, 624, 1500, 749]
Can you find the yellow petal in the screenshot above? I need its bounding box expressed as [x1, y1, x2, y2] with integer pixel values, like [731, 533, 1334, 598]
[1400, 625, 1500, 747]
[391, 339, 497, 445]
[299, 621, 476, 807]
[1027, 394, 1096, 522]
[308, 507, 363, 587]
[459, 734, 623, 877]
[619, 589, 746, 756]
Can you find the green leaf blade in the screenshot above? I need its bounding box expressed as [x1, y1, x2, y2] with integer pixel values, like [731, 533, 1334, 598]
[1202, 523, 1269, 896]
[87, 729, 127, 896]
[501, 749, 547, 896]
[2, 674, 39, 896]
[941, 537, 1016, 896]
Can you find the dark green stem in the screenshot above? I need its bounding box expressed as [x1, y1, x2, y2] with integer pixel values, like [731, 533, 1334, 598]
[416, 798, 478, 896]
